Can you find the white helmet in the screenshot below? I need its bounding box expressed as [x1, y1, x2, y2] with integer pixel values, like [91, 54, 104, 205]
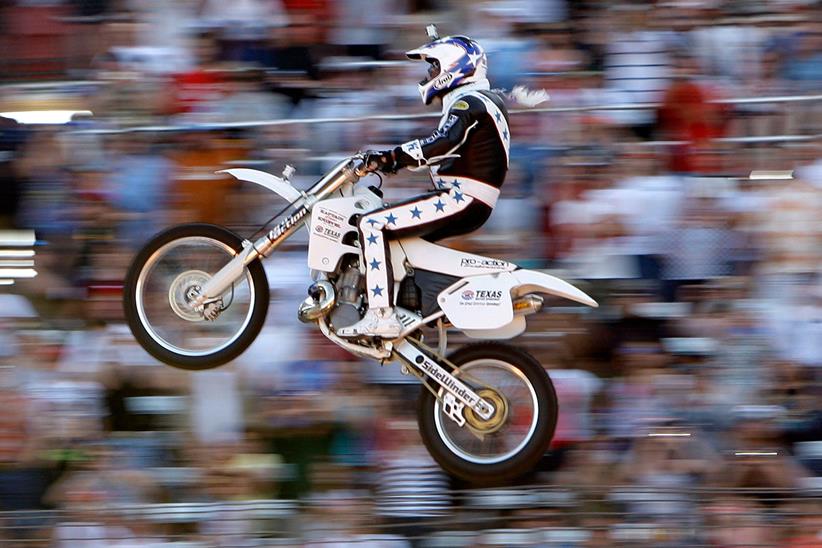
[405, 35, 488, 105]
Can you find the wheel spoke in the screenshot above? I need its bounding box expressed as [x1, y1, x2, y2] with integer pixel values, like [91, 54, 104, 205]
[135, 237, 256, 357]
[434, 359, 539, 465]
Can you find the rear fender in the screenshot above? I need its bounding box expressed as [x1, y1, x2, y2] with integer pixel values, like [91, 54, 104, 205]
[438, 269, 597, 333]
[510, 269, 598, 308]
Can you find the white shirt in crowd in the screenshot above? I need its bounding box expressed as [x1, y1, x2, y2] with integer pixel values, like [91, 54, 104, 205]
[604, 30, 673, 125]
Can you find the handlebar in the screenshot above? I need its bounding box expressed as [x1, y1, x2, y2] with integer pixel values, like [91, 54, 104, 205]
[349, 154, 370, 178]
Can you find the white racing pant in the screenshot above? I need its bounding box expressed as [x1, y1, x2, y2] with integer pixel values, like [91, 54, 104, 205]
[358, 182, 494, 309]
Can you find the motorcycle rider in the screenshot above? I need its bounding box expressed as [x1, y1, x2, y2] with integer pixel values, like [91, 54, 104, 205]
[339, 33, 510, 339]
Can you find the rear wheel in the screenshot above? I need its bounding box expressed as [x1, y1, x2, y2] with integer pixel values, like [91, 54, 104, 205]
[417, 342, 558, 484]
[123, 223, 269, 370]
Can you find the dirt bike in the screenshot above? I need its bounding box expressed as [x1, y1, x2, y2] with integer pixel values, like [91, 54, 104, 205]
[122, 154, 598, 483]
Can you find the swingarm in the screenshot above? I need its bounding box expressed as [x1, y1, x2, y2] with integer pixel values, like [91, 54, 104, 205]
[394, 339, 494, 426]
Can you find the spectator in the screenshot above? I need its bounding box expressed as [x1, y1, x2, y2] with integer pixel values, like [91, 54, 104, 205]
[657, 51, 728, 174]
[783, 25, 822, 91]
[105, 134, 172, 246]
[166, 31, 226, 120]
[374, 419, 451, 544]
[603, 5, 673, 138]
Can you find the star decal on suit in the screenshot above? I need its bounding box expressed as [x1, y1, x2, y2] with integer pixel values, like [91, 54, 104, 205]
[495, 111, 502, 123]
[451, 180, 461, 188]
[371, 285, 384, 297]
[385, 213, 397, 225]
[366, 218, 380, 227]
[503, 129, 508, 141]
[410, 206, 422, 219]
[366, 233, 379, 245]
[434, 199, 446, 212]
[369, 258, 381, 271]
[453, 191, 465, 203]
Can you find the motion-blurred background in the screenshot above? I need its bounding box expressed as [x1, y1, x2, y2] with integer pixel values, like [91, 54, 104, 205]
[0, 0, 820, 546]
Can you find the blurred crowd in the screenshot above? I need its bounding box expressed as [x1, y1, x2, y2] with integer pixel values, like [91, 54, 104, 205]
[0, 0, 821, 545]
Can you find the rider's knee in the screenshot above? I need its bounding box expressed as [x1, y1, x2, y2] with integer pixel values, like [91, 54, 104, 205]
[359, 213, 385, 233]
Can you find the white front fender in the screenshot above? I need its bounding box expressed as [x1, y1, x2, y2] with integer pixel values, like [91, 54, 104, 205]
[218, 168, 302, 203]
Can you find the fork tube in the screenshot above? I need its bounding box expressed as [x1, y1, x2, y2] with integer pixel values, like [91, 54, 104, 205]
[197, 160, 358, 303]
[249, 203, 310, 260]
[196, 205, 309, 303]
[250, 163, 359, 260]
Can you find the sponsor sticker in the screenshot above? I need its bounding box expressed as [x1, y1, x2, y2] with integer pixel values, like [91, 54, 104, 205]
[459, 288, 503, 306]
[312, 226, 342, 241]
[433, 72, 454, 90]
[313, 207, 347, 242]
[460, 257, 509, 269]
[421, 115, 459, 146]
[452, 100, 470, 111]
[315, 207, 346, 228]
[415, 354, 479, 406]
[270, 207, 308, 239]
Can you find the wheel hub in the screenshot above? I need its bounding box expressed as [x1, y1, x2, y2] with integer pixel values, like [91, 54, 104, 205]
[464, 388, 508, 434]
[168, 270, 211, 322]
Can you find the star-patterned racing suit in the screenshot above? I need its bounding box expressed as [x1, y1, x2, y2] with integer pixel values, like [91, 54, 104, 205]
[338, 81, 510, 338]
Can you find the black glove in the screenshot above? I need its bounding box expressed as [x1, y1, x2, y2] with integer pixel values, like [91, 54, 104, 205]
[363, 149, 398, 174]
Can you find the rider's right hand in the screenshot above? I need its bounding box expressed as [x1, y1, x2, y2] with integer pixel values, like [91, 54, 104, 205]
[363, 149, 398, 174]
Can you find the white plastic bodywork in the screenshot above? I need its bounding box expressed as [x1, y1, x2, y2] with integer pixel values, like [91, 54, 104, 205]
[388, 241, 407, 280]
[509, 269, 598, 307]
[437, 273, 516, 330]
[307, 192, 383, 272]
[398, 238, 517, 277]
[218, 168, 303, 203]
[462, 315, 527, 339]
[438, 269, 597, 338]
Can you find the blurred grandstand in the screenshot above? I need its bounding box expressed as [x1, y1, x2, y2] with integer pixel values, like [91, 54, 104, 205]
[0, 0, 820, 545]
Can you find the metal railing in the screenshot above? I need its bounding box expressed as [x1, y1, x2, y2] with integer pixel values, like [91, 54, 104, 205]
[0, 230, 37, 287]
[1, 486, 818, 545]
[65, 93, 822, 136]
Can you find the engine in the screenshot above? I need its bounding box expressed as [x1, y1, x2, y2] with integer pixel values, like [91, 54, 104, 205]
[329, 264, 364, 328]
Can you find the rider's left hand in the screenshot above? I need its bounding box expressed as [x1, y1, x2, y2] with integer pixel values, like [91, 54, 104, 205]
[363, 150, 398, 174]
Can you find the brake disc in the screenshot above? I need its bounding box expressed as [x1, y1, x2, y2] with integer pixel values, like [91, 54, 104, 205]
[168, 270, 211, 322]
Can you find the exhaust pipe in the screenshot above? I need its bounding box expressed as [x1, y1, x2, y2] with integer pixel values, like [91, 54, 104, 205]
[298, 281, 336, 322]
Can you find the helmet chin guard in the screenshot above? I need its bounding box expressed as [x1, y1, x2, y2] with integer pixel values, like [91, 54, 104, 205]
[406, 35, 487, 105]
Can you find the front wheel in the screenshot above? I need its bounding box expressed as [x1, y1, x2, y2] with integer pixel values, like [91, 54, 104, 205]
[123, 223, 269, 370]
[417, 342, 558, 484]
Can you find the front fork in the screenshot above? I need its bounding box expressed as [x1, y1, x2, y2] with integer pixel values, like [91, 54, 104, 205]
[192, 204, 311, 308]
[394, 339, 495, 425]
[193, 156, 362, 309]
